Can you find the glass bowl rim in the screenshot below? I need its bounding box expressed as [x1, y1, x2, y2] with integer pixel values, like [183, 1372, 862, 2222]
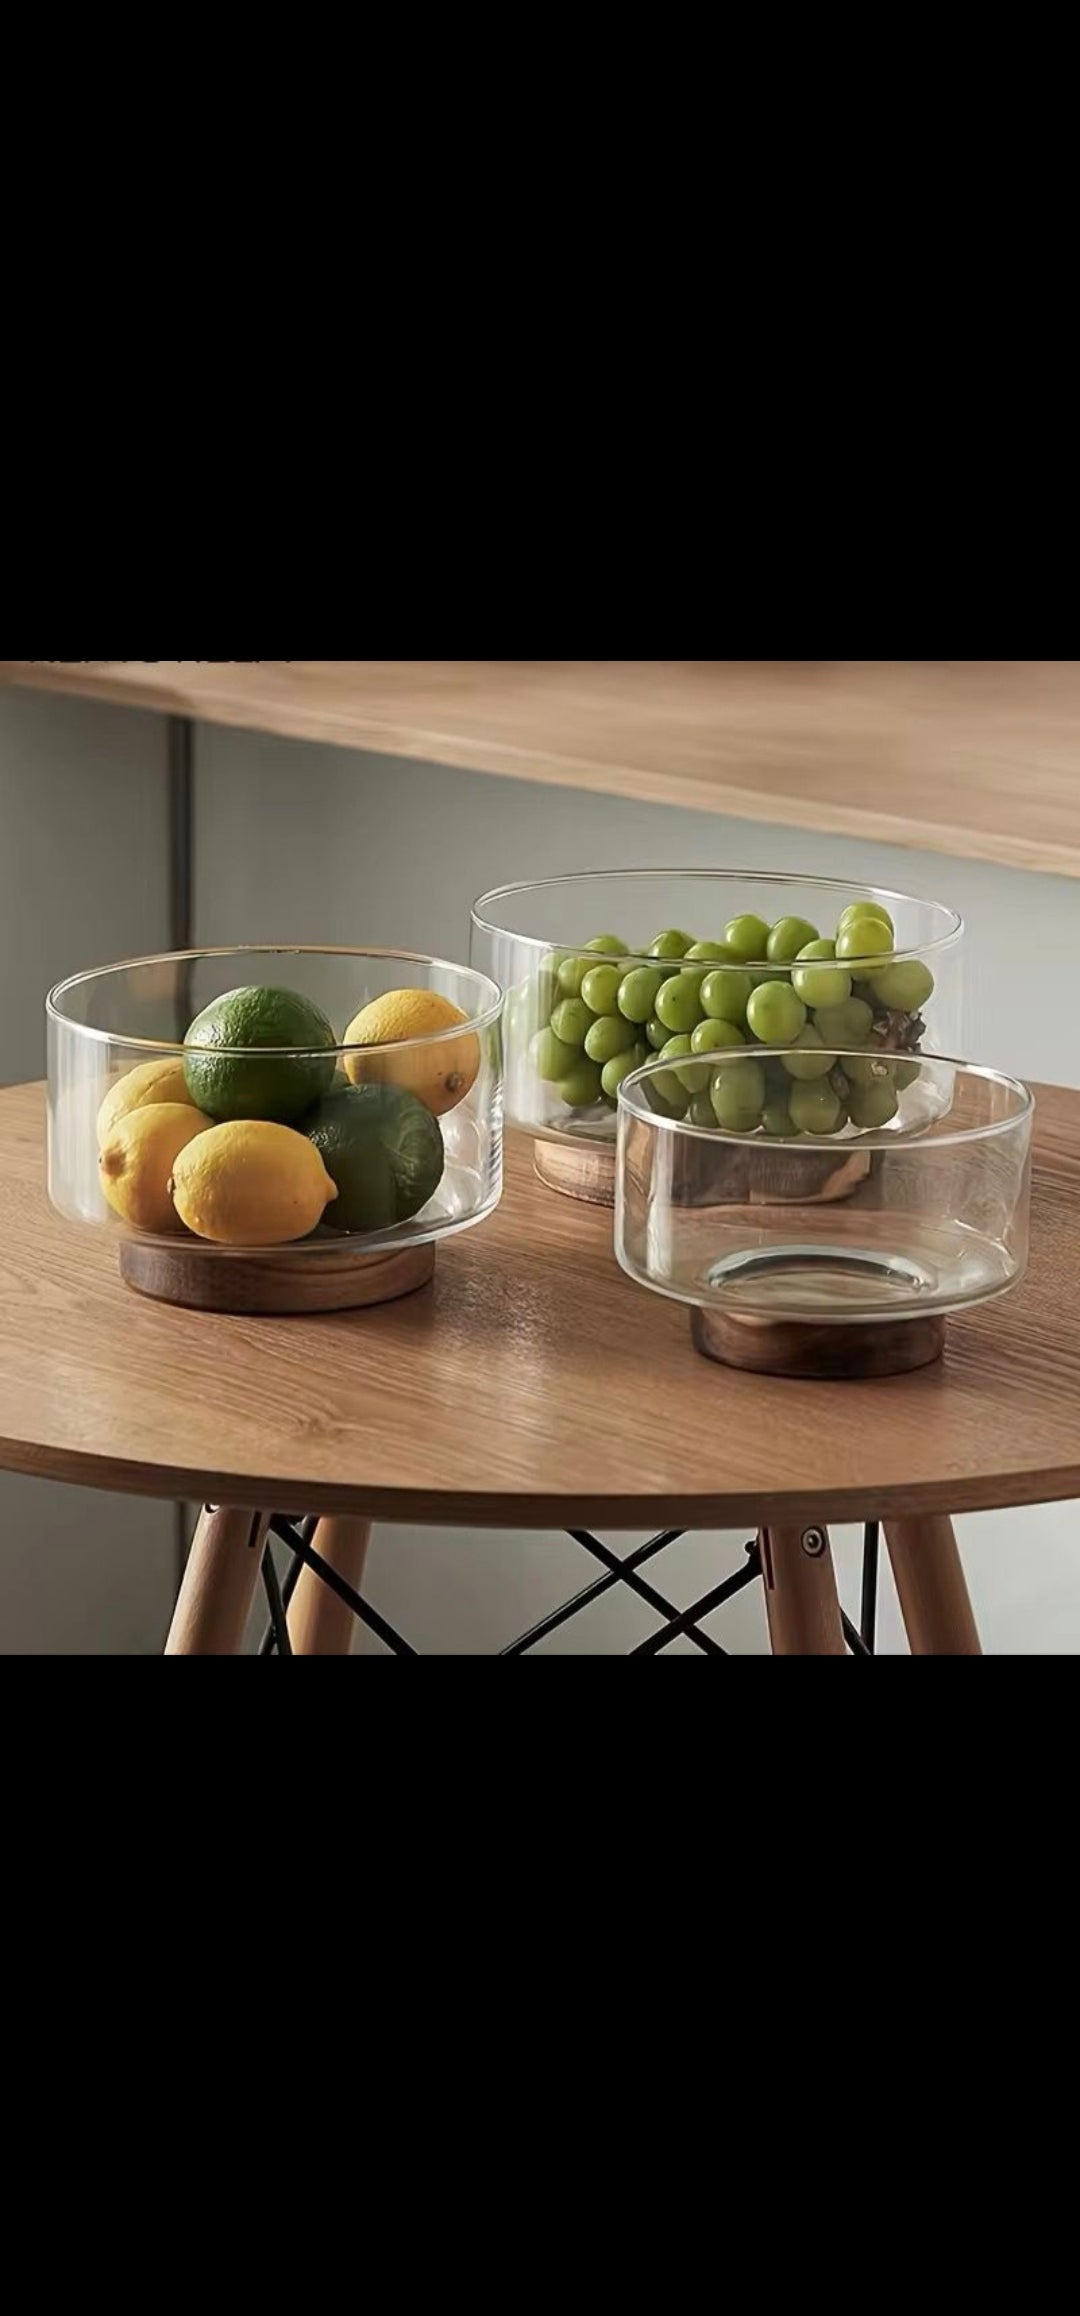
[618, 1049, 1034, 1155]
[471, 867, 964, 967]
[46, 944, 504, 1059]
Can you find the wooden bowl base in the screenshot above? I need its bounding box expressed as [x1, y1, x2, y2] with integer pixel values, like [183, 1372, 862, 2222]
[119, 1235, 436, 1316]
[691, 1305, 946, 1380]
[533, 1139, 616, 1206]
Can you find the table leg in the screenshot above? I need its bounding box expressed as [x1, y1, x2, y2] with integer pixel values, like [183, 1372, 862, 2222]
[165, 1506, 270, 1656]
[760, 1524, 847, 1656]
[882, 1516, 982, 1655]
[287, 1517, 372, 1655]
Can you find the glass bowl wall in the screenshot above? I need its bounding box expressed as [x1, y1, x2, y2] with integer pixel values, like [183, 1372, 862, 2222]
[48, 947, 503, 1262]
[471, 871, 964, 1156]
[616, 1049, 1032, 1328]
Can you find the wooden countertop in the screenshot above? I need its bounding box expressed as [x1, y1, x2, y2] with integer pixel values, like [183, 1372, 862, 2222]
[2, 659, 1078, 879]
[2, 1081, 1078, 1526]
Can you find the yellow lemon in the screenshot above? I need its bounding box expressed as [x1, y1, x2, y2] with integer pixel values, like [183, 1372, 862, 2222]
[99, 1102, 213, 1234]
[170, 1121, 338, 1246]
[343, 989, 480, 1117]
[98, 1056, 194, 1148]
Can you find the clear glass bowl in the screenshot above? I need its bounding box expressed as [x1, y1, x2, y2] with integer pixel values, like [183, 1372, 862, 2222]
[48, 947, 503, 1266]
[616, 1048, 1032, 1329]
[471, 871, 964, 1164]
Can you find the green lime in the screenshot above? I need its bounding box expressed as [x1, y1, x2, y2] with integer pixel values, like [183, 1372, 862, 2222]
[183, 986, 337, 1124]
[306, 1083, 444, 1232]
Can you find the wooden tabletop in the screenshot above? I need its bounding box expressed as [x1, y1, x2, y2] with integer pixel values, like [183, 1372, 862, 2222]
[4, 659, 1080, 880]
[2, 1081, 1078, 1527]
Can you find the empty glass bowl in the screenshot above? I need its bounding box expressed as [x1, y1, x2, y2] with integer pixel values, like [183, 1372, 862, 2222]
[48, 947, 503, 1308]
[471, 871, 964, 1201]
[615, 1048, 1032, 1375]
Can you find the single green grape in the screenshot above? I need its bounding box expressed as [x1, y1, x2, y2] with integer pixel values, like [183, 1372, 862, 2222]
[782, 1026, 834, 1081]
[655, 972, 707, 1035]
[836, 900, 894, 937]
[538, 950, 565, 979]
[788, 1080, 844, 1134]
[844, 1051, 892, 1087]
[556, 954, 591, 998]
[600, 1044, 647, 1100]
[580, 962, 624, 1017]
[893, 1058, 920, 1090]
[791, 939, 852, 1010]
[723, 913, 771, 962]
[557, 1057, 603, 1108]
[658, 1034, 710, 1094]
[647, 928, 694, 959]
[812, 997, 874, 1046]
[700, 967, 752, 1025]
[551, 997, 592, 1048]
[746, 981, 807, 1044]
[585, 1012, 637, 1064]
[687, 1092, 717, 1127]
[835, 916, 894, 964]
[647, 1067, 690, 1117]
[711, 1059, 766, 1132]
[617, 966, 665, 1023]
[870, 959, 935, 1012]
[585, 933, 630, 955]
[848, 1080, 899, 1129]
[645, 1016, 668, 1051]
[761, 1098, 798, 1137]
[690, 1017, 745, 1054]
[685, 939, 738, 963]
[766, 915, 819, 962]
[531, 1026, 579, 1083]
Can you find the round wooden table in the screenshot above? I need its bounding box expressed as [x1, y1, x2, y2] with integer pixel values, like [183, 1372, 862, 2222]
[3, 1081, 1078, 1656]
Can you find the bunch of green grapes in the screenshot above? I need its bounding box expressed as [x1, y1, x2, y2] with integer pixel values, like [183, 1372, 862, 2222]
[526, 901, 933, 1134]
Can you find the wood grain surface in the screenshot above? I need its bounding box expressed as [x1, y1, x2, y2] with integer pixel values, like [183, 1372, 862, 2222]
[1, 1081, 1078, 1527]
[3, 660, 1080, 878]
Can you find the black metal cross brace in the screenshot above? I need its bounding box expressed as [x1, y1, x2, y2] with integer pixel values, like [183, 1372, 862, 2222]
[257, 1519, 882, 1658]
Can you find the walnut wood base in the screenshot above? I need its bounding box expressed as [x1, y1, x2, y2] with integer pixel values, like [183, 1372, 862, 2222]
[691, 1305, 946, 1380]
[119, 1235, 436, 1315]
[533, 1138, 617, 1206]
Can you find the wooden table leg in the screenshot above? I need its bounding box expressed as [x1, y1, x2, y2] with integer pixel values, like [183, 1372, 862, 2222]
[882, 1516, 982, 1655]
[165, 1506, 271, 1656]
[760, 1524, 847, 1656]
[287, 1516, 372, 1655]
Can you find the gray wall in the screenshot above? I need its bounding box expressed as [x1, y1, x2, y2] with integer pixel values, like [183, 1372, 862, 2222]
[195, 721, 1080, 1088]
[0, 689, 177, 1652]
[2, 692, 1077, 1651]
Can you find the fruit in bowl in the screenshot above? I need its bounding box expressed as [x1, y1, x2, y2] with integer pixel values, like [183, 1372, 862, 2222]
[183, 986, 338, 1123]
[522, 899, 938, 1136]
[92, 979, 484, 1247]
[342, 989, 479, 1117]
